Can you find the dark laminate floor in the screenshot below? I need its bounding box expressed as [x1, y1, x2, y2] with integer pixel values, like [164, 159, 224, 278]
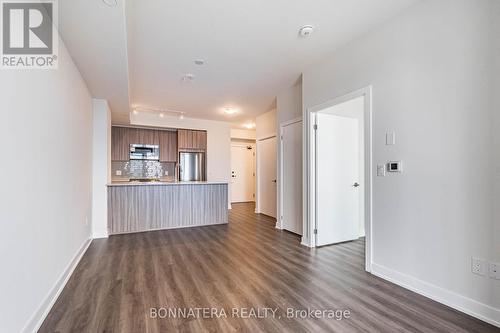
[40, 203, 499, 333]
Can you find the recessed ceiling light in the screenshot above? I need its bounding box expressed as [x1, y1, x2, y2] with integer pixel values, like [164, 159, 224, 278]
[132, 109, 138, 115]
[159, 113, 164, 118]
[102, 0, 118, 7]
[224, 107, 238, 115]
[179, 113, 185, 120]
[299, 25, 314, 37]
[194, 59, 205, 65]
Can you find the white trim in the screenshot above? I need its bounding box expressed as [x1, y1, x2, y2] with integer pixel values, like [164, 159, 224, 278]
[22, 238, 92, 333]
[278, 117, 303, 230]
[300, 237, 312, 248]
[257, 134, 277, 141]
[371, 263, 500, 328]
[305, 86, 373, 272]
[92, 230, 109, 239]
[230, 142, 256, 205]
[231, 142, 256, 148]
[255, 135, 277, 214]
[280, 117, 303, 128]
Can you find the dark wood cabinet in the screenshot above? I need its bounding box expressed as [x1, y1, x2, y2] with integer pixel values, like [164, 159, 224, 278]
[194, 130, 207, 150]
[112, 127, 193, 162]
[178, 129, 207, 150]
[111, 126, 129, 161]
[177, 129, 188, 149]
[128, 128, 159, 145]
[159, 131, 177, 162]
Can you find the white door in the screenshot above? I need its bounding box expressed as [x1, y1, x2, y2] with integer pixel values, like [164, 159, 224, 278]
[282, 121, 303, 235]
[258, 137, 277, 218]
[231, 145, 255, 203]
[316, 113, 360, 246]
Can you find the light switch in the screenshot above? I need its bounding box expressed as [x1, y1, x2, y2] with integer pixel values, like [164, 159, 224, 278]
[116, 170, 122, 176]
[377, 165, 386, 177]
[164, 171, 169, 176]
[386, 131, 396, 145]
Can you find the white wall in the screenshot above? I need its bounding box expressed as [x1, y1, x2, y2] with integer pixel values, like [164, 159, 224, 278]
[131, 113, 232, 206]
[493, 0, 500, 312]
[92, 99, 111, 239]
[256, 109, 277, 140]
[0, 42, 93, 332]
[277, 78, 302, 125]
[302, 0, 499, 325]
[276, 79, 303, 227]
[231, 128, 256, 140]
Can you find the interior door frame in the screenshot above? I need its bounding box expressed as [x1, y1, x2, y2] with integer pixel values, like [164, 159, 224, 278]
[256, 135, 277, 215]
[278, 117, 303, 230]
[230, 142, 256, 203]
[306, 86, 373, 272]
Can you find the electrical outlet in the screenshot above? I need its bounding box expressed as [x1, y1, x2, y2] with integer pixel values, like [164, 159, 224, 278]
[471, 257, 487, 276]
[489, 262, 500, 280]
[165, 171, 169, 176]
[116, 170, 122, 176]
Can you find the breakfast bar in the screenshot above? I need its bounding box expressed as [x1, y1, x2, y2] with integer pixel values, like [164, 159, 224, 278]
[107, 181, 228, 235]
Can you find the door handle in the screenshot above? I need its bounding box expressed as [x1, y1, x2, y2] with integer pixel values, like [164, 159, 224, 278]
[353, 182, 360, 187]
[272, 179, 277, 183]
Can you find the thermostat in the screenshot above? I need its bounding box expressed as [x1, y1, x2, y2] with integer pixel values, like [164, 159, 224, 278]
[387, 161, 403, 173]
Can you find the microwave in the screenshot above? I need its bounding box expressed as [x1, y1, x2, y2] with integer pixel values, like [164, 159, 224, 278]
[130, 144, 160, 160]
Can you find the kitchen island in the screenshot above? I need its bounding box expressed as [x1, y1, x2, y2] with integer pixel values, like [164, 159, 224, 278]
[107, 181, 228, 234]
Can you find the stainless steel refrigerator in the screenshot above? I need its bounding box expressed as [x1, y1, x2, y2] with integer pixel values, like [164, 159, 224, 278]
[179, 152, 206, 181]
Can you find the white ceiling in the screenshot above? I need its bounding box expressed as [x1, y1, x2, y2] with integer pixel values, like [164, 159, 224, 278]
[59, 0, 418, 126]
[58, 0, 130, 124]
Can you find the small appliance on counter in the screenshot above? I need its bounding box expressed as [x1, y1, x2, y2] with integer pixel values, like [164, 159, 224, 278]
[179, 152, 206, 181]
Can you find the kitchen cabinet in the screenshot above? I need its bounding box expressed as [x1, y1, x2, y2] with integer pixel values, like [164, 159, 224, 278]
[177, 129, 188, 149]
[128, 128, 159, 145]
[178, 129, 207, 150]
[159, 131, 177, 162]
[195, 131, 207, 150]
[111, 126, 129, 161]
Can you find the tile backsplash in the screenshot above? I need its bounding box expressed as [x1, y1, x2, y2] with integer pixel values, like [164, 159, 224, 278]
[112, 160, 176, 181]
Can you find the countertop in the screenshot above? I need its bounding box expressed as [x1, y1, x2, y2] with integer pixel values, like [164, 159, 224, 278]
[107, 180, 229, 187]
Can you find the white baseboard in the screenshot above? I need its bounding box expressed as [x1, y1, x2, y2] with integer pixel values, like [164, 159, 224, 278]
[300, 236, 313, 248]
[92, 230, 108, 239]
[22, 238, 92, 333]
[371, 262, 500, 328]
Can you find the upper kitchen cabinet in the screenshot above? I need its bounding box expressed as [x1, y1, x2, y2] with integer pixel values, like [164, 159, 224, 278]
[178, 129, 207, 150]
[128, 128, 159, 145]
[111, 126, 129, 161]
[195, 130, 207, 150]
[159, 131, 177, 162]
